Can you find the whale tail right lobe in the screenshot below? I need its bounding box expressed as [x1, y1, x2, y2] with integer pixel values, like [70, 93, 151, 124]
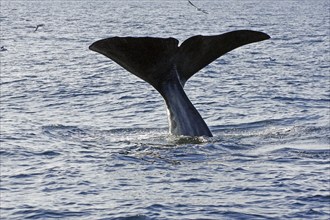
[175, 30, 270, 85]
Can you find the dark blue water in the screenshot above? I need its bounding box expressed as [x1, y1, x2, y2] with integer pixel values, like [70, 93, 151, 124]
[1, 0, 329, 219]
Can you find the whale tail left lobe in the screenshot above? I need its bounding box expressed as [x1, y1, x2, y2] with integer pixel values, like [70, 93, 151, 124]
[89, 36, 180, 92]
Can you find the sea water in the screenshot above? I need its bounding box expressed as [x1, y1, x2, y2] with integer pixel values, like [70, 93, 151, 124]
[1, 0, 329, 219]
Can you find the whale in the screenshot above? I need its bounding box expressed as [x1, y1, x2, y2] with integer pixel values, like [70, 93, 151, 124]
[89, 30, 270, 137]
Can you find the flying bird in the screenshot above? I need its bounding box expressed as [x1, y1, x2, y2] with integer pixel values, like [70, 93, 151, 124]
[34, 24, 45, 32]
[188, 0, 208, 14]
[0, 46, 7, 52]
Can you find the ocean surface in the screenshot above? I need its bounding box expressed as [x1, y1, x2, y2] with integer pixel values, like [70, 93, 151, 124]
[1, 0, 329, 219]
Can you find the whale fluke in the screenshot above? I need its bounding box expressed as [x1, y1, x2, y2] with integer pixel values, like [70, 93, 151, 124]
[90, 30, 270, 88]
[89, 30, 270, 137]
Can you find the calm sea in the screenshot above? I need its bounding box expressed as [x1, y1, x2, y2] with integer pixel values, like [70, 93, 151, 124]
[1, 0, 329, 219]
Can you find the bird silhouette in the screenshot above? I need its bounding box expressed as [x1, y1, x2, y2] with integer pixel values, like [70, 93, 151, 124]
[1, 46, 7, 52]
[188, 0, 208, 14]
[34, 24, 45, 32]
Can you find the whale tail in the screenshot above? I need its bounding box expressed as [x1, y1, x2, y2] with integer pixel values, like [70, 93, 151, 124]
[89, 30, 270, 91]
[89, 30, 270, 137]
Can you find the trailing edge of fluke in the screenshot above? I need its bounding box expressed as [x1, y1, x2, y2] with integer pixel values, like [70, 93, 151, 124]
[89, 30, 270, 137]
